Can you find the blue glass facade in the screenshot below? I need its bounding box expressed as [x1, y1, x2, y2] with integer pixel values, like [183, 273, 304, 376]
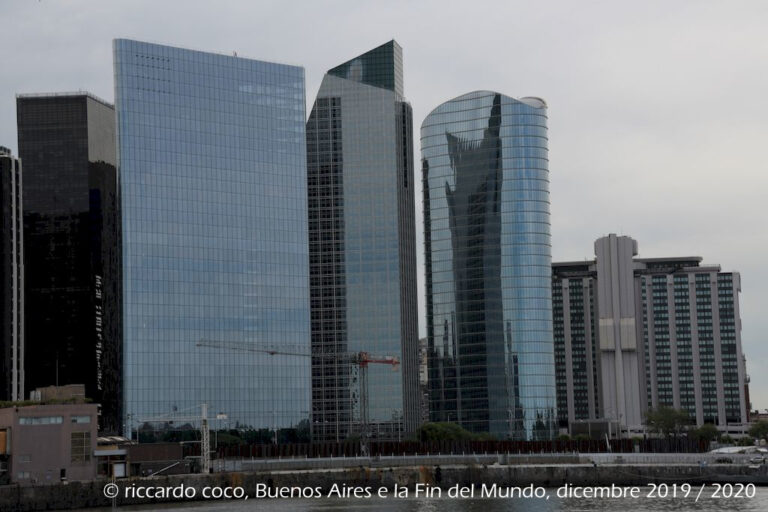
[422, 91, 556, 439]
[307, 41, 419, 441]
[114, 40, 310, 432]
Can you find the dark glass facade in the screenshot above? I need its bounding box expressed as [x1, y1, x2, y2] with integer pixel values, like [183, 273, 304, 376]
[1, 147, 24, 402]
[307, 41, 419, 441]
[16, 94, 121, 432]
[422, 91, 556, 439]
[114, 40, 310, 433]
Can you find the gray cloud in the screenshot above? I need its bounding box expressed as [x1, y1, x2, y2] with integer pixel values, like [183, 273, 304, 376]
[2, 0, 766, 410]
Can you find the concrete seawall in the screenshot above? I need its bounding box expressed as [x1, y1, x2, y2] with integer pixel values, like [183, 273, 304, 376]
[1, 463, 767, 511]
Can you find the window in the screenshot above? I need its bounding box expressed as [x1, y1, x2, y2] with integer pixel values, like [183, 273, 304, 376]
[71, 432, 91, 463]
[70, 415, 91, 424]
[19, 416, 62, 425]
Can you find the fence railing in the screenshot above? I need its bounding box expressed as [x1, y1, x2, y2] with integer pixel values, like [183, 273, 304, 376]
[208, 438, 708, 459]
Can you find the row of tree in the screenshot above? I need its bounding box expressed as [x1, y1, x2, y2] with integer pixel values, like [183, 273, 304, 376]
[637, 406, 768, 447]
[412, 410, 768, 447]
[132, 412, 768, 447]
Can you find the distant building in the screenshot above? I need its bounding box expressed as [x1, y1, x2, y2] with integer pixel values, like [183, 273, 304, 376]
[114, 40, 310, 435]
[307, 41, 419, 441]
[0, 146, 24, 402]
[0, 402, 98, 485]
[94, 439, 192, 479]
[29, 384, 86, 402]
[422, 91, 556, 439]
[419, 337, 429, 425]
[552, 234, 749, 434]
[16, 92, 121, 433]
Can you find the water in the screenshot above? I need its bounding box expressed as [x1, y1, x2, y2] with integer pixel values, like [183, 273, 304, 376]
[86, 486, 768, 511]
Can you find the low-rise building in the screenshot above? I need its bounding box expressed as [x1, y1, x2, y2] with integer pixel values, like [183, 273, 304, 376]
[0, 403, 97, 484]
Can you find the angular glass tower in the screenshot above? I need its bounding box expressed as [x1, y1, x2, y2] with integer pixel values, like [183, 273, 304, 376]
[114, 40, 310, 433]
[307, 41, 419, 441]
[17, 93, 121, 432]
[422, 91, 556, 439]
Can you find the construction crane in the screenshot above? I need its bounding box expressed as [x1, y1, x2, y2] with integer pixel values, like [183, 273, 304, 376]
[134, 403, 227, 474]
[195, 339, 400, 456]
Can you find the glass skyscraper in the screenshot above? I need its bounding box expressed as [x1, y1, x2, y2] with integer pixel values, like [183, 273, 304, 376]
[1, 146, 24, 402]
[307, 41, 419, 441]
[114, 40, 310, 434]
[422, 91, 556, 439]
[16, 93, 121, 433]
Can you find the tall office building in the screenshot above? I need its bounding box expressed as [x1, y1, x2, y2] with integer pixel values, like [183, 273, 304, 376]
[114, 40, 310, 434]
[1, 146, 24, 402]
[307, 41, 419, 441]
[422, 91, 556, 439]
[552, 234, 749, 434]
[16, 93, 121, 432]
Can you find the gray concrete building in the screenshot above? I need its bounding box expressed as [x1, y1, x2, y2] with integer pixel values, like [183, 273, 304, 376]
[0, 403, 98, 484]
[0, 146, 24, 403]
[552, 234, 748, 435]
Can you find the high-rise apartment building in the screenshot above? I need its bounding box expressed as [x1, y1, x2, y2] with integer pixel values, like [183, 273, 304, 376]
[114, 40, 310, 434]
[1, 146, 24, 402]
[552, 234, 749, 434]
[16, 93, 121, 432]
[422, 91, 556, 440]
[306, 41, 419, 441]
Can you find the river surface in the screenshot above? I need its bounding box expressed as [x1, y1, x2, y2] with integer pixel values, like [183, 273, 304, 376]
[83, 486, 768, 512]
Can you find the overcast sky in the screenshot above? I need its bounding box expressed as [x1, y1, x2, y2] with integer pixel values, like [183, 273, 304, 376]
[2, 0, 767, 410]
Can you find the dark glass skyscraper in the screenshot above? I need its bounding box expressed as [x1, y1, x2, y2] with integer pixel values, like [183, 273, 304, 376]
[422, 91, 556, 439]
[307, 41, 419, 441]
[114, 40, 310, 434]
[1, 146, 24, 402]
[16, 93, 121, 432]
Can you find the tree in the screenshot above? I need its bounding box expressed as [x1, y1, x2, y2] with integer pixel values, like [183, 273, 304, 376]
[737, 436, 755, 447]
[416, 422, 488, 441]
[295, 419, 311, 443]
[719, 434, 735, 445]
[748, 420, 768, 444]
[213, 431, 243, 447]
[644, 406, 691, 438]
[689, 423, 720, 446]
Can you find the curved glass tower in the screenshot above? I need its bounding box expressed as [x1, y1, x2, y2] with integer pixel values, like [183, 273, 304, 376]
[422, 91, 556, 439]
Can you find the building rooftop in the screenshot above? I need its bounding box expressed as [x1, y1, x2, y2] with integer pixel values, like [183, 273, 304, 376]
[16, 91, 114, 109]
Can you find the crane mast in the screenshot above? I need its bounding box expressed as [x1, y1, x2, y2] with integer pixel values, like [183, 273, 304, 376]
[134, 403, 216, 474]
[196, 339, 399, 455]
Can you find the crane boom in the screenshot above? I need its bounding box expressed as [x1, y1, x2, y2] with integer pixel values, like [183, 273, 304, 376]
[196, 339, 310, 357]
[195, 338, 399, 455]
